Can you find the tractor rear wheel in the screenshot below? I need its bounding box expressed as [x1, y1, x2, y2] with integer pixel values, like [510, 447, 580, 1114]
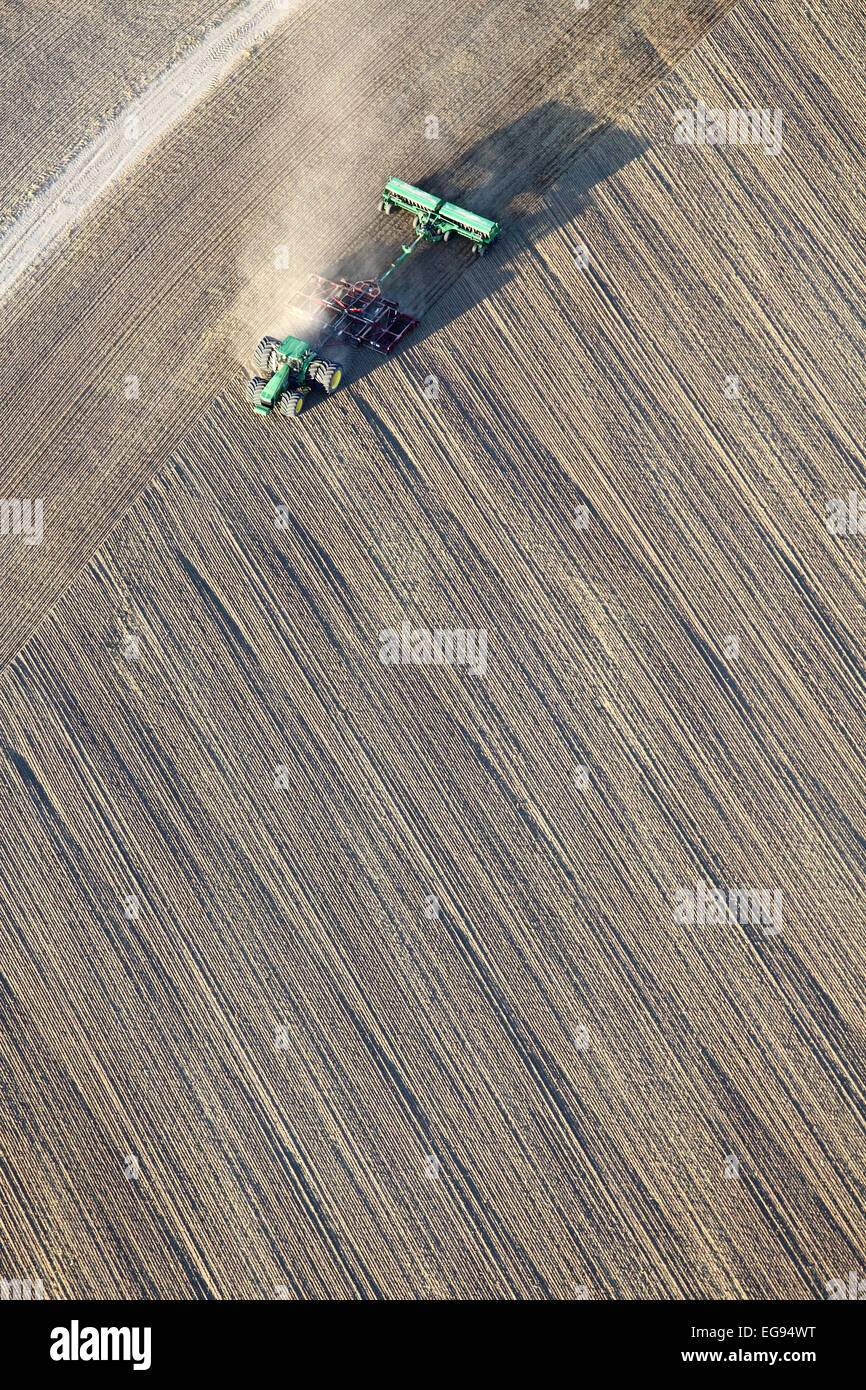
[245, 376, 268, 406]
[254, 335, 280, 372]
[278, 390, 305, 418]
[307, 358, 342, 394]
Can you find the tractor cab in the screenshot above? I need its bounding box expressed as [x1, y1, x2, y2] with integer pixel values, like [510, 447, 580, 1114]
[276, 336, 316, 379]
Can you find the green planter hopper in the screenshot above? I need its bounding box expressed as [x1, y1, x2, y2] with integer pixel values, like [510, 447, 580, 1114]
[380, 178, 500, 255]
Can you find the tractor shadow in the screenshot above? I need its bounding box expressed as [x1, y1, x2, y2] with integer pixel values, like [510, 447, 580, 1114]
[304, 100, 651, 401]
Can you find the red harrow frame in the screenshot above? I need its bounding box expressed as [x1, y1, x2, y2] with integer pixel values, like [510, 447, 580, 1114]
[287, 274, 419, 355]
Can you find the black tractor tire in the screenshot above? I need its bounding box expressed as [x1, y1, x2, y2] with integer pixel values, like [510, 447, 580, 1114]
[307, 358, 343, 394]
[245, 376, 268, 406]
[278, 390, 305, 418]
[254, 335, 280, 372]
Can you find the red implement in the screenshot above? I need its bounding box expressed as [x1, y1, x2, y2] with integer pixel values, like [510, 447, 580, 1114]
[287, 274, 418, 354]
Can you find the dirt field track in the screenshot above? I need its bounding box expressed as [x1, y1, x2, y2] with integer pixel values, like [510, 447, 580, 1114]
[0, 0, 240, 230]
[1, 0, 865, 1299]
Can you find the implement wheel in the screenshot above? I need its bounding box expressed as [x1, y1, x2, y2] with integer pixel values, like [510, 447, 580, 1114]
[245, 376, 268, 406]
[307, 358, 342, 394]
[254, 335, 280, 372]
[278, 390, 305, 418]
[380, 199, 393, 213]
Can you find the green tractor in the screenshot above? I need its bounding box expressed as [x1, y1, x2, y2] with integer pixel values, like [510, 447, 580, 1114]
[245, 334, 342, 418]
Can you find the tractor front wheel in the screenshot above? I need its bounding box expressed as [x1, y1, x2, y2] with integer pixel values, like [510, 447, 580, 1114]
[254, 335, 280, 372]
[246, 376, 268, 406]
[307, 358, 343, 394]
[278, 390, 305, 418]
